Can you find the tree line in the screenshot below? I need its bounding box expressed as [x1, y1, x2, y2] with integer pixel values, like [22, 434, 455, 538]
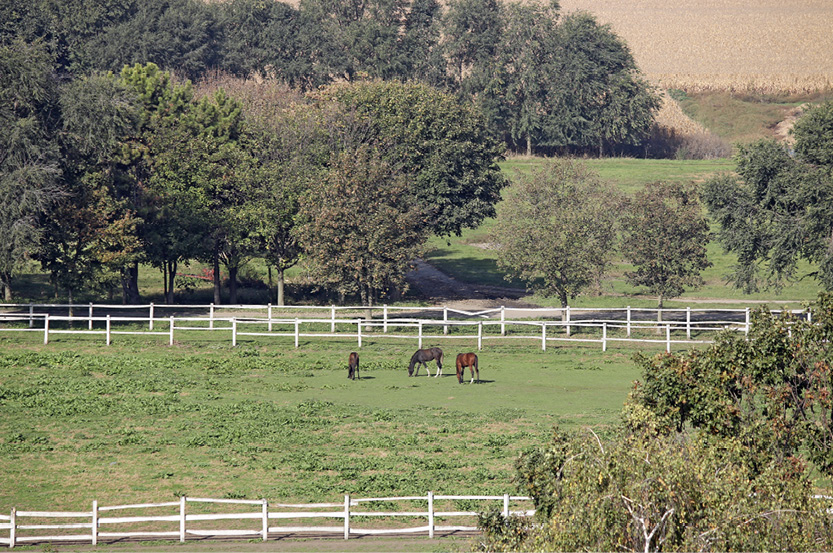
[0, 42, 505, 304]
[0, 0, 660, 156]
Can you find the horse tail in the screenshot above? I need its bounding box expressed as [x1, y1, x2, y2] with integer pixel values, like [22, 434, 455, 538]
[436, 348, 444, 368]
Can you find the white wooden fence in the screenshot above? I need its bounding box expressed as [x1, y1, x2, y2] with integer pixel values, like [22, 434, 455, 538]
[0, 493, 533, 547]
[0, 302, 809, 352]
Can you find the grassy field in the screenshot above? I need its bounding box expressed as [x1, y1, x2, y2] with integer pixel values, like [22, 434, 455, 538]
[0, 332, 655, 513]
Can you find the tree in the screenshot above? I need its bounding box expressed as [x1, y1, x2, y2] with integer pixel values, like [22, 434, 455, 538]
[621, 181, 711, 315]
[442, 0, 502, 96]
[702, 137, 833, 292]
[86, 0, 218, 80]
[492, 160, 620, 309]
[0, 40, 63, 301]
[488, 1, 559, 156]
[298, 146, 427, 305]
[481, 425, 833, 552]
[315, 80, 507, 237]
[793, 99, 833, 167]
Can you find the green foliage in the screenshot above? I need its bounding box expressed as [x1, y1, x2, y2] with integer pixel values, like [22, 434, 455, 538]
[298, 146, 427, 305]
[621, 181, 711, 307]
[0, 40, 62, 301]
[630, 294, 833, 477]
[484, 426, 833, 552]
[492, 160, 621, 308]
[793, 99, 833, 167]
[703, 137, 833, 292]
[316, 79, 507, 238]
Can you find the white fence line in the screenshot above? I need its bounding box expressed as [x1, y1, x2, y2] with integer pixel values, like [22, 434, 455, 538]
[0, 302, 807, 352]
[2, 493, 532, 547]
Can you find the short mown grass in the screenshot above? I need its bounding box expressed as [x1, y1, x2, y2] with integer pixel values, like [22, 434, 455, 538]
[0, 332, 653, 512]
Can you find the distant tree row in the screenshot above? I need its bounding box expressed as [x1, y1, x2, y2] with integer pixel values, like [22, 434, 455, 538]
[0, 42, 506, 304]
[0, 0, 660, 155]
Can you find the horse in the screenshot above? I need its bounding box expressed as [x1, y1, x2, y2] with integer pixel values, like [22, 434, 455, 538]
[456, 352, 479, 384]
[348, 351, 360, 380]
[408, 347, 444, 377]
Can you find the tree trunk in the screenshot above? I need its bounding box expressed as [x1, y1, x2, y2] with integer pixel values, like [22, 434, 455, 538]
[276, 268, 286, 306]
[166, 260, 177, 304]
[162, 264, 168, 302]
[526, 133, 532, 156]
[228, 264, 239, 304]
[0, 272, 11, 301]
[213, 242, 222, 305]
[121, 264, 141, 305]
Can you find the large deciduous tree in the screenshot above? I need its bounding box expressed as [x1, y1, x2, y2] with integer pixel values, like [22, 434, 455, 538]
[621, 181, 711, 312]
[703, 106, 833, 292]
[0, 40, 63, 301]
[492, 160, 621, 309]
[315, 80, 507, 238]
[298, 146, 427, 305]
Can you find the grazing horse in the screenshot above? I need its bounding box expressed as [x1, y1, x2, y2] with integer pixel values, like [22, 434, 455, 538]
[408, 347, 444, 377]
[456, 352, 479, 384]
[348, 352, 360, 380]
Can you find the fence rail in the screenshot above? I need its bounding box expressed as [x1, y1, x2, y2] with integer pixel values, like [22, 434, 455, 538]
[0, 302, 810, 352]
[1, 493, 532, 547]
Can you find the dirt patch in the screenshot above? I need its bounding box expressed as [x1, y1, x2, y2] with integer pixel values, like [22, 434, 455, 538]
[772, 104, 808, 145]
[405, 259, 536, 311]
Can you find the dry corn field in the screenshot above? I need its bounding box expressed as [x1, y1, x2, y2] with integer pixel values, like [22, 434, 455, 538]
[558, 0, 833, 94]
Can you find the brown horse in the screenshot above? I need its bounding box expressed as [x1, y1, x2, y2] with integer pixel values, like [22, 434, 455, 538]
[456, 352, 479, 384]
[408, 347, 444, 377]
[348, 352, 360, 380]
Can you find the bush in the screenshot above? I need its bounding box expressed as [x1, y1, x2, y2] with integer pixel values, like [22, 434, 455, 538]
[479, 427, 833, 552]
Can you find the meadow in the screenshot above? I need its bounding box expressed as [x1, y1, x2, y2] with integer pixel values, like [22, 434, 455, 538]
[0, 331, 652, 514]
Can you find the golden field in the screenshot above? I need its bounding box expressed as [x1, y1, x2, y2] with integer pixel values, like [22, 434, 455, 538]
[558, 0, 833, 94]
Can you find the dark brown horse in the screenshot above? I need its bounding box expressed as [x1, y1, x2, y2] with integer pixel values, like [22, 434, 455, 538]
[408, 347, 443, 377]
[348, 352, 360, 380]
[456, 352, 479, 384]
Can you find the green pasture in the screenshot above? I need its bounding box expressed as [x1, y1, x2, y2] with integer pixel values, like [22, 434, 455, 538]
[0, 329, 656, 513]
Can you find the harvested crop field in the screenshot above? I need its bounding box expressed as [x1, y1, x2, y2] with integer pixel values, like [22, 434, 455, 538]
[558, 0, 833, 93]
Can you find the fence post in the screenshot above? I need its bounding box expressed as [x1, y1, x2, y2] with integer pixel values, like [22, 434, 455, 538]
[626, 306, 631, 338]
[92, 500, 98, 546]
[179, 496, 186, 543]
[503, 494, 510, 518]
[331, 305, 336, 333]
[295, 319, 300, 349]
[88, 302, 93, 330]
[500, 306, 506, 336]
[428, 491, 434, 539]
[9, 508, 15, 549]
[566, 306, 571, 337]
[745, 307, 750, 336]
[443, 307, 448, 335]
[232, 317, 237, 347]
[169, 316, 174, 346]
[602, 323, 607, 352]
[541, 323, 546, 351]
[418, 321, 423, 349]
[686, 306, 691, 340]
[29, 304, 34, 329]
[149, 303, 154, 331]
[261, 499, 268, 541]
[357, 319, 362, 348]
[383, 305, 388, 333]
[808, 310, 813, 324]
[343, 495, 350, 540]
[43, 314, 49, 345]
[268, 303, 272, 332]
[666, 324, 671, 353]
[106, 316, 111, 346]
[209, 303, 215, 330]
[478, 322, 483, 351]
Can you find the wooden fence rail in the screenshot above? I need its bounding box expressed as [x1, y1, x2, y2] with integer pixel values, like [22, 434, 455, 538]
[1, 493, 533, 547]
[0, 302, 810, 352]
